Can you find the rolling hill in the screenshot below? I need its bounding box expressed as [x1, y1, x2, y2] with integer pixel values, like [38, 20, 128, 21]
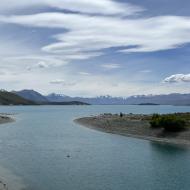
[12, 90, 89, 105]
[0, 90, 36, 105]
[13, 90, 48, 103]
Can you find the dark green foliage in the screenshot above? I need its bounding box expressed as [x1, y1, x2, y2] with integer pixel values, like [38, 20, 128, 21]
[150, 114, 161, 128]
[150, 113, 186, 132]
[160, 115, 186, 132]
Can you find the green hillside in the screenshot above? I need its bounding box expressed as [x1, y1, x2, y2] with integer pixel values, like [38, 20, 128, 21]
[0, 90, 36, 105]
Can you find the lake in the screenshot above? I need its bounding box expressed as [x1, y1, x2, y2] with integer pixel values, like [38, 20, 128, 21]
[0, 105, 190, 190]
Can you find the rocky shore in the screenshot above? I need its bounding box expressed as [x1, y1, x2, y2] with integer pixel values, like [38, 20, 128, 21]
[75, 113, 190, 146]
[0, 115, 14, 125]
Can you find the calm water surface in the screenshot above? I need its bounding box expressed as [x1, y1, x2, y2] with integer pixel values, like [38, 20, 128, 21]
[0, 105, 190, 190]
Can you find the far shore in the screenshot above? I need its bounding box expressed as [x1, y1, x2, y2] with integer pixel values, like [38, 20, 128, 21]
[75, 113, 190, 146]
[0, 114, 14, 125]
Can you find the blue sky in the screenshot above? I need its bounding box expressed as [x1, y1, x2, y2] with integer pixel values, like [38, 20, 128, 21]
[0, 0, 190, 97]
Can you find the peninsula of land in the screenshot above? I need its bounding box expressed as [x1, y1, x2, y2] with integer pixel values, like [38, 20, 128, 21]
[75, 113, 190, 146]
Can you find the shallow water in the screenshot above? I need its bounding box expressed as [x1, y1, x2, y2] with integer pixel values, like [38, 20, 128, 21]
[0, 105, 190, 190]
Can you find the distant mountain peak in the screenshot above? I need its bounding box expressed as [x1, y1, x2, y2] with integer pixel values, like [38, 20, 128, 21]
[13, 89, 48, 102]
[46, 92, 190, 105]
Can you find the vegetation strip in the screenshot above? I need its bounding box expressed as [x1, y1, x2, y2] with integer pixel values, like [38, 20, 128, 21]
[75, 113, 190, 146]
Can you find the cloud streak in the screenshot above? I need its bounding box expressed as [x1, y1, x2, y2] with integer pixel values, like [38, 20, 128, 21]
[0, 0, 143, 16]
[78, 72, 90, 76]
[46, 0, 143, 16]
[50, 79, 76, 86]
[1, 13, 190, 61]
[50, 79, 65, 84]
[101, 64, 121, 69]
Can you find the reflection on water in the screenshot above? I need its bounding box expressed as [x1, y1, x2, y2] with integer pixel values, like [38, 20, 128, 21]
[148, 141, 190, 190]
[150, 142, 189, 155]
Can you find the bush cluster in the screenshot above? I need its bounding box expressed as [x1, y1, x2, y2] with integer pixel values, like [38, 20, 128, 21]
[150, 114, 186, 132]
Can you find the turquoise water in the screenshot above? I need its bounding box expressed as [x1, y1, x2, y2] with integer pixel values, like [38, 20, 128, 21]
[0, 105, 190, 190]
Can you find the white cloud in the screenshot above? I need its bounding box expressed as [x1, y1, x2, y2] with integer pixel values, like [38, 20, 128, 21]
[50, 79, 65, 84]
[25, 61, 48, 71]
[50, 79, 76, 86]
[0, 1, 43, 12]
[101, 64, 121, 69]
[140, 70, 152, 73]
[0, 0, 143, 16]
[3, 55, 68, 69]
[1, 13, 190, 59]
[1, 67, 189, 97]
[37, 61, 49, 68]
[0, 1, 190, 96]
[50, 74, 190, 97]
[164, 74, 190, 83]
[78, 72, 90, 76]
[47, 0, 143, 16]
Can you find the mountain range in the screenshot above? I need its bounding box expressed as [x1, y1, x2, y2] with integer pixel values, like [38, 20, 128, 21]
[0, 90, 88, 105]
[13, 90, 190, 106]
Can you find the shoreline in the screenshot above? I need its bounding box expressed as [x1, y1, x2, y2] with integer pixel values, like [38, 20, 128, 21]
[75, 114, 190, 147]
[0, 114, 15, 190]
[0, 115, 14, 125]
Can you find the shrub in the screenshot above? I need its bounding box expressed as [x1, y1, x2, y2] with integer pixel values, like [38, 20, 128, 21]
[150, 114, 186, 132]
[160, 115, 186, 132]
[150, 114, 162, 128]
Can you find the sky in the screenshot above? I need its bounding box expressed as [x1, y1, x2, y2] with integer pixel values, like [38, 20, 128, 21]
[0, 0, 190, 97]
